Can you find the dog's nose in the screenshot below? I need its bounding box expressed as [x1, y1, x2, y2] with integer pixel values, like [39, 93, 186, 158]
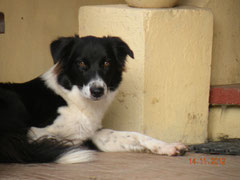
[90, 86, 104, 98]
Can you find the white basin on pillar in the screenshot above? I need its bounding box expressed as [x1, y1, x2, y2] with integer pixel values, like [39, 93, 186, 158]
[125, 0, 179, 8]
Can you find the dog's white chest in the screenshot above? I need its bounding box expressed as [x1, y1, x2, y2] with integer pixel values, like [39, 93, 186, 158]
[29, 91, 115, 144]
[53, 105, 103, 141]
[29, 105, 103, 144]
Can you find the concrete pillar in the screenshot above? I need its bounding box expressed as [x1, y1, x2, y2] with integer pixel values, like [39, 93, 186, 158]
[79, 5, 213, 144]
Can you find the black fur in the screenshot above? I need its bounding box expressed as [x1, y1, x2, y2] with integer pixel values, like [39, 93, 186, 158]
[0, 133, 77, 163]
[0, 35, 133, 163]
[0, 78, 67, 128]
[0, 79, 70, 163]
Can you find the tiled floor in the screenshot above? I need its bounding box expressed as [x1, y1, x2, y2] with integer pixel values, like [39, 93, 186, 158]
[0, 152, 239, 180]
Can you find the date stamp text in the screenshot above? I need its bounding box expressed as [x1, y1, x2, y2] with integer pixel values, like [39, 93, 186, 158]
[189, 157, 226, 165]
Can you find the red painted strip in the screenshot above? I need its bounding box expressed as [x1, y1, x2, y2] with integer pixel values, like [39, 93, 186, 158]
[209, 84, 240, 105]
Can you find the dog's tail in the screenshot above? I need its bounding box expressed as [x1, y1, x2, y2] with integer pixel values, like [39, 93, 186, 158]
[0, 132, 95, 164]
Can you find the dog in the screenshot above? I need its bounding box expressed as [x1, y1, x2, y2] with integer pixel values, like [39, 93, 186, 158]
[0, 35, 187, 163]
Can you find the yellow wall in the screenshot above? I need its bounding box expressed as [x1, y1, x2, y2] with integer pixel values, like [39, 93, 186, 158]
[179, 0, 240, 142]
[208, 107, 240, 141]
[0, 0, 124, 83]
[179, 0, 240, 85]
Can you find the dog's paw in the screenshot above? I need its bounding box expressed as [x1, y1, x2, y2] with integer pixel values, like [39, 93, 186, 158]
[151, 142, 188, 156]
[28, 127, 52, 141]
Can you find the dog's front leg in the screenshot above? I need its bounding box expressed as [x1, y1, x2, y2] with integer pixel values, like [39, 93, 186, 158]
[92, 129, 188, 156]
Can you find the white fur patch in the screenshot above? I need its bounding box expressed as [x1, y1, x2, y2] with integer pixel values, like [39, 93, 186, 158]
[56, 150, 95, 164]
[92, 129, 188, 156]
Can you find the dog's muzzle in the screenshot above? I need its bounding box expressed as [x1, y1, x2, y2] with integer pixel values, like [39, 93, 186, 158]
[80, 76, 107, 100]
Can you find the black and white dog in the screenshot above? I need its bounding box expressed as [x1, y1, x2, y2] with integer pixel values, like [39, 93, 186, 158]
[0, 35, 187, 163]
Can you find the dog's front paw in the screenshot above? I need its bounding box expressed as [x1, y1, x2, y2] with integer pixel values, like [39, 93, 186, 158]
[151, 142, 188, 156]
[162, 143, 188, 156]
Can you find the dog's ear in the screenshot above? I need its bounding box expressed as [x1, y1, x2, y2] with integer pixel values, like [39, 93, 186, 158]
[107, 37, 134, 66]
[50, 36, 77, 64]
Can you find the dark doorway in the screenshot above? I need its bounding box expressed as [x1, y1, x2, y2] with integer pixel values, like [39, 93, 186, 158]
[0, 12, 5, 34]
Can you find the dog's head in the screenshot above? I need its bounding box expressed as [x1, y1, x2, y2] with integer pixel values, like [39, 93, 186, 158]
[50, 35, 134, 101]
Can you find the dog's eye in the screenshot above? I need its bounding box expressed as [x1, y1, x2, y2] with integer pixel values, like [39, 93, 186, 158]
[77, 61, 88, 70]
[104, 61, 110, 68]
